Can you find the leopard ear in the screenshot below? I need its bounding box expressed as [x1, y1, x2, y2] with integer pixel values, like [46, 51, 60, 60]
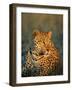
[48, 32, 52, 39]
[33, 29, 39, 37]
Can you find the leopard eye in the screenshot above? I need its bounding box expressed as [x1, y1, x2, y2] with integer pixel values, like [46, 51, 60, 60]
[47, 49, 49, 52]
[43, 41, 45, 44]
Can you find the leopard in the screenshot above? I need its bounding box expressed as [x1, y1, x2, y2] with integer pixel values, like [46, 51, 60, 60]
[22, 30, 62, 76]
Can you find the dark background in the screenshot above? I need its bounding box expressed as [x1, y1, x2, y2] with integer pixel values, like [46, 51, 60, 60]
[21, 13, 63, 57]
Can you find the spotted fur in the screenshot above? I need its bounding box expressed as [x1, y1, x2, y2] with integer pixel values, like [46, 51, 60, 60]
[22, 31, 61, 76]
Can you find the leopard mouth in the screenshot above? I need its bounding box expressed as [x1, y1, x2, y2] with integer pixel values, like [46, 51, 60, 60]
[31, 51, 50, 61]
